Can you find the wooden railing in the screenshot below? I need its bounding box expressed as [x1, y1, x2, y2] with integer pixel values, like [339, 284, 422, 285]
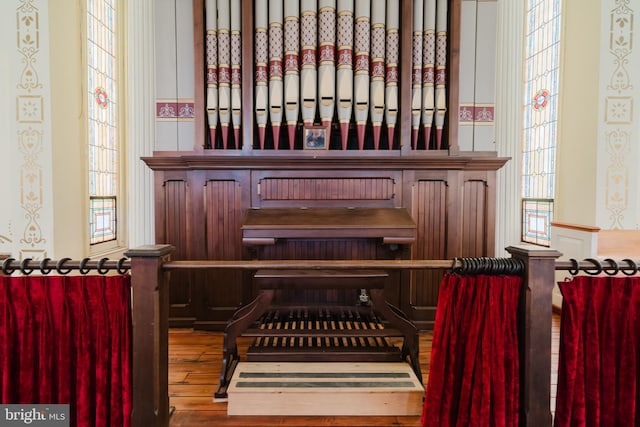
[18, 245, 632, 425]
[120, 244, 564, 427]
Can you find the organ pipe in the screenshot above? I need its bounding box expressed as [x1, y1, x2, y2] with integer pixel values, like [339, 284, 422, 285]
[268, 0, 284, 148]
[217, 0, 231, 149]
[318, 0, 337, 148]
[203, 0, 450, 152]
[284, 0, 300, 149]
[205, 0, 218, 148]
[254, 1, 269, 149]
[230, 0, 242, 148]
[336, 0, 354, 150]
[353, 0, 370, 150]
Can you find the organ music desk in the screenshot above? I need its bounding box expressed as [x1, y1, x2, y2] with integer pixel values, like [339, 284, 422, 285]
[215, 207, 421, 399]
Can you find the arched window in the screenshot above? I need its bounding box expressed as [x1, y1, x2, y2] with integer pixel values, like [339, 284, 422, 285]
[521, 0, 562, 246]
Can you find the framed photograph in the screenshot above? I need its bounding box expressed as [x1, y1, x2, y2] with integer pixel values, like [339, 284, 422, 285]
[303, 125, 328, 150]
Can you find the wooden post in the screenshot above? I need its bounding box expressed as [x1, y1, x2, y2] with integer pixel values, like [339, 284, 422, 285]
[506, 245, 561, 427]
[124, 245, 175, 427]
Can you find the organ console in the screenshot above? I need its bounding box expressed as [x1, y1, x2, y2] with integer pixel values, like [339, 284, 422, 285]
[214, 207, 422, 399]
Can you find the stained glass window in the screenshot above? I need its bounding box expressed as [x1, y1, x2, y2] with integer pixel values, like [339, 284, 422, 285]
[88, 0, 118, 245]
[522, 0, 561, 246]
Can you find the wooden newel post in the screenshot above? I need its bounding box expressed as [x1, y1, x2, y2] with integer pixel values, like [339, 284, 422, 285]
[124, 244, 175, 427]
[506, 245, 562, 427]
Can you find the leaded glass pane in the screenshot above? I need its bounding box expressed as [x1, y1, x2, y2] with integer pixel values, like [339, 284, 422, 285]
[522, 0, 561, 246]
[88, 0, 118, 244]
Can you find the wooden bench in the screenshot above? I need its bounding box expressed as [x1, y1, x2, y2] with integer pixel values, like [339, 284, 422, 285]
[215, 269, 421, 399]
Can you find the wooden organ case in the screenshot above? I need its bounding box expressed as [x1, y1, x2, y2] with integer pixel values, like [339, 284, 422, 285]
[144, 0, 509, 331]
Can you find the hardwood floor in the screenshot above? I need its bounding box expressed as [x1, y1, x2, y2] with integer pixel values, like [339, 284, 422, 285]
[168, 315, 560, 426]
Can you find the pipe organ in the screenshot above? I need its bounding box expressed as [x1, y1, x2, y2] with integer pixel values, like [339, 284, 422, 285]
[146, 0, 506, 331]
[202, 0, 454, 151]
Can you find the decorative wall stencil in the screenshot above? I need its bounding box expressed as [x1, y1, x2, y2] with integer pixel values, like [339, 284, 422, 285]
[16, 95, 43, 122]
[458, 104, 494, 125]
[16, 0, 46, 251]
[602, 0, 634, 228]
[604, 96, 633, 123]
[156, 99, 195, 120]
[604, 129, 631, 228]
[607, 2, 633, 92]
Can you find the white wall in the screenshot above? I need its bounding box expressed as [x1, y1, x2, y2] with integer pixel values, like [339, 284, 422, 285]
[155, 0, 196, 151]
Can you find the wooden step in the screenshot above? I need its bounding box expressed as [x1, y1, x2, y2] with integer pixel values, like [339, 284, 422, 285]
[227, 362, 424, 416]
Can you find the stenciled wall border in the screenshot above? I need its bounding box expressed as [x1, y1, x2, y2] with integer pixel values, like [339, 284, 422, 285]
[16, 0, 47, 259]
[601, 0, 635, 229]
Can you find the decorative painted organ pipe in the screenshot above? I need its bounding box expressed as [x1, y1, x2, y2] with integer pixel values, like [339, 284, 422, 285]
[434, 0, 448, 149]
[353, 0, 370, 150]
[385, 0, 399, 150]
[269, 0, 284, 149]
[300, 0, 318, 129]
[369, 0, 385, 150]
[202, 0, 450, 152]
[217, 0, 231, 149]
[284, 0, 300, 149]
[336, 0, 354, 150]
[205, 0, 218, 148]
[230, 1, 242, 148]
[411, 0, 423, 150]
[255, 1, 269, 149]
[318, 0, 337, 148]
[422, 0, 435, 149]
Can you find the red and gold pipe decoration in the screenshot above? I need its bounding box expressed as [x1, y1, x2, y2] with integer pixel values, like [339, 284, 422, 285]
[384, 0, 399, 150]
[300, 0, 318, 128]
[268, 0, 284, 149]
[318, 0, 337, 148]
[284, 0, 300, 149]
[353, 0, 370, 150]
[217, 0, 231, 149]
[230, 0, 242, 148]
[254, 1, 269, 149]
[411, 0, 423, 150]
[205, 0, 218, 148]
[336, 0, 354, 150]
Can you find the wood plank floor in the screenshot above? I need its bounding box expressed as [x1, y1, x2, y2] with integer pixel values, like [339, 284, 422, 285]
[168, 315, 561, 426]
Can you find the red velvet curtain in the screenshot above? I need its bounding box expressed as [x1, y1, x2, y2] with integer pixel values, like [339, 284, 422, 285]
[554, 275, 640, 427]
[0, 274, 132, 427]
[422, 273, 522, 427]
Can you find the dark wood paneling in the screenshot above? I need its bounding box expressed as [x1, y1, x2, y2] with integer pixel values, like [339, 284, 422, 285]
[258, 177, 395, 203]
[201, 179, 244, 316]
[163, 180, 195, 324]
[146, 158, 508, 330]
[252, 169, 402, 208]
[195, 173, 251, 329]
[461, 179, 488, 257]
[407, 178, 448, 325]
